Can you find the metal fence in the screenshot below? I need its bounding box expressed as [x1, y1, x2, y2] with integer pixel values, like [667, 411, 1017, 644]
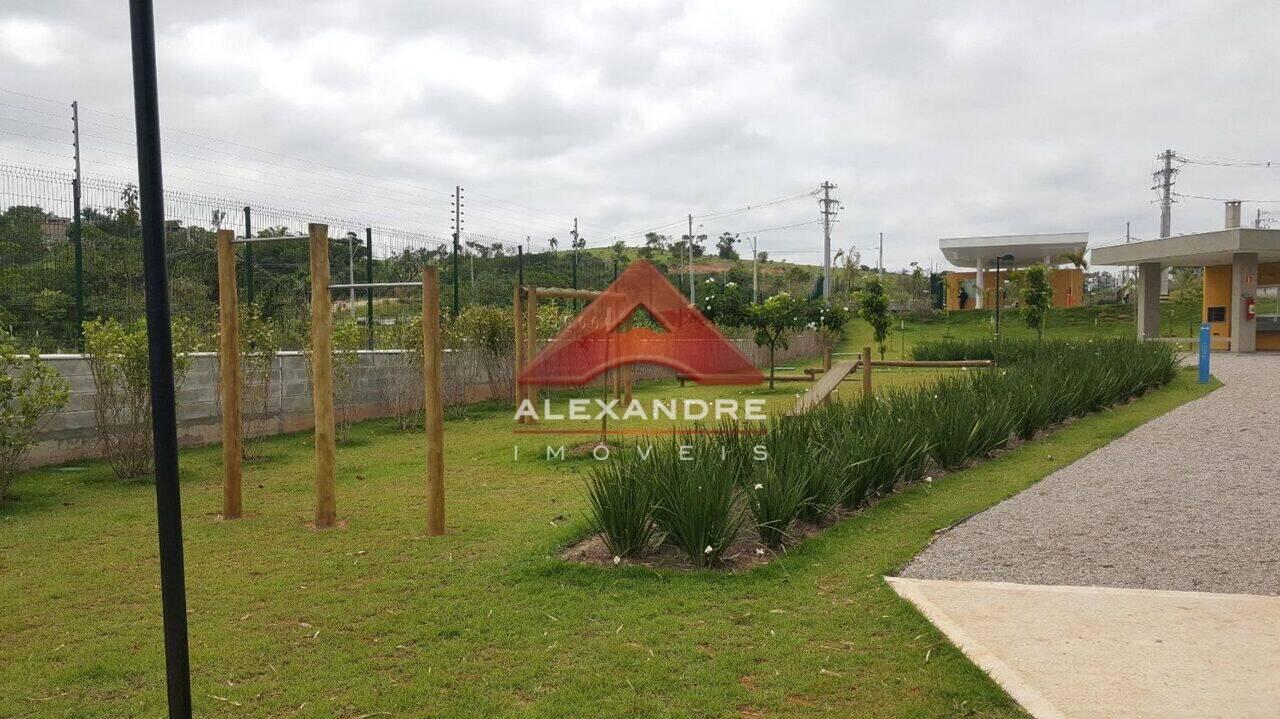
[0, 163, 633, 352]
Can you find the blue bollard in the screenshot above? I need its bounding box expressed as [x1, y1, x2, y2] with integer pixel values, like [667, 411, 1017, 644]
[1198, 323, 1211, 384]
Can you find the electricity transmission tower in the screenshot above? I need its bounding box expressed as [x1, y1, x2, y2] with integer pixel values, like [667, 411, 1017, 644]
[819, 181, 839, 298]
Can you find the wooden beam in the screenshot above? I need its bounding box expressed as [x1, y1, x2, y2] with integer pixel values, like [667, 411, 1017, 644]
[423, 266, 445, 536]
[216, 229, 242, 519]
[862, 346, 873, 398]
[309, 223, 338, 529]
[870, 359, 994, 368]
[530, 287, 601, 301]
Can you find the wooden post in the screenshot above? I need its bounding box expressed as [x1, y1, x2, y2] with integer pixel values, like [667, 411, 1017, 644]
[823, 347, 832, 371]
[216, 229, 242, 519]
[309, 223, 338, 529]
[524, 287, 538, 416]
[423, 266, 445, 536]
[862, 346, 873, 398]
[513, 284, 524, 412]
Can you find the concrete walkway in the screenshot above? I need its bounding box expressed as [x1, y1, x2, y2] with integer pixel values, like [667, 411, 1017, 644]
[891, 354, 1280, 718]
[887, 578, 1280, 719]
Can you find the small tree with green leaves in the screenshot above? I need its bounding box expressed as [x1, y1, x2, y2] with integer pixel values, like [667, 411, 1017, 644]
[236, 304, 280, 457]
[749, 292, 802, 388]
[1020, 264, 1052, 341]
[805, 299, 852, 367]
[856, 276, 891, 360]
[0, 333, 70, 500]
[84, 318, 200, 478]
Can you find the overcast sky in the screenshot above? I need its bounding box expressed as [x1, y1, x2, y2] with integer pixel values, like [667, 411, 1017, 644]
[2, 0, 1278, 270]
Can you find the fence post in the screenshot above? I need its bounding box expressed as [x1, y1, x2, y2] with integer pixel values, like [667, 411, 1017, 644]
[513, 284, 524, 412]
[862, 346, 873, 397]
[216, 229, 242, 519]
[72, 100, 85, 350]
[243, 206, 253, 307]
[365, 227, 374, 350]
[309, 223, 338, 529]
[525, 287, 539, 416]
[423, 266, 445, 536]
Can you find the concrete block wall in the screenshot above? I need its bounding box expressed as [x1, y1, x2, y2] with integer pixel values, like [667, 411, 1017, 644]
[21, 332, 820, 469]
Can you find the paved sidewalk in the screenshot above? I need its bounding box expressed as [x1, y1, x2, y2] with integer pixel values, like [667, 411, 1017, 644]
[891, 354, 1280, 718]
[887, 578, 1280, 719]
[902, 353, 1280, 595]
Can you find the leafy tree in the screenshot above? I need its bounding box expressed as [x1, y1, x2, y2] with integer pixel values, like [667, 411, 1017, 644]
[0, 332, 70, 500]
[548, 237, 559, 251]
[756, 251, 769, 264]
[749, 292, 802, 388]
[699, 277, 751, 329]
[856, 276, 891, 359]
[1020, 264, 1052, 341]
[610, 240, 629, 266]
[641, 232, 667, 261]
[1171, 267, 1204, 336]
[805, 299, 852, 367]
[715, 232, 739, 260]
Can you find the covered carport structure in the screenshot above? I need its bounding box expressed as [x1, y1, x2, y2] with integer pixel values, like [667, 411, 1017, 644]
[1092, 203, 1280, 353]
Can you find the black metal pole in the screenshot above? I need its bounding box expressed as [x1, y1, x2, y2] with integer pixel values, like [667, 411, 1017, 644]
[365, 227, 374, 350]
[127, 2, 192, 717]
[243, 206, 253, 307]
[517, 245, 524, 286]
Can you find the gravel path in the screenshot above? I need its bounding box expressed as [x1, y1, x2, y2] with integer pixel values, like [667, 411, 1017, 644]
[901, 353, 1280, 596]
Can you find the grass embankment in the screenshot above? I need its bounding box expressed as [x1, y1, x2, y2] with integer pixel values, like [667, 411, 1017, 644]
[0, 363, 1214, 718]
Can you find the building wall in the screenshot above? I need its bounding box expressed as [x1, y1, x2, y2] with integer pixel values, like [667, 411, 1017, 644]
[1202, 261, 1280, 350]
[944, 268, 1083, 310]
[20, 333, 822, 469]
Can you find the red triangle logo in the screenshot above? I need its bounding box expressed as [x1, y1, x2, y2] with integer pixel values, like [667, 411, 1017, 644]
[519, 261, 764, 386]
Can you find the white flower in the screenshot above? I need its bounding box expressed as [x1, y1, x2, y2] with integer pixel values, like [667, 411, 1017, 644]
[704, 545, 714, 555]
[755, 548, 766, 556]
[753, 483, 764, 490]
[726, 282, 737, 288]
[924, 476, 934, 483]
[612, 556, 621, 565]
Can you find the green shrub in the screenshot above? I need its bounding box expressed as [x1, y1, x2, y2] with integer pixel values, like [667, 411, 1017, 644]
[0, 333, 70, 500]
[84, 318, 201, 478]
[745, 418, 811, 546]
[649, 439, 747, 568]
[584, 450, 657, 558]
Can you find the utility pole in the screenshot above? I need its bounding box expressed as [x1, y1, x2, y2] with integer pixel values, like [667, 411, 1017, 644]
[570, 217, 579, 307]
[1152, 149, 1178, 294]
[1153, 149, 1177, 238]
[687, 213, 696, 304]
[71, 100, 84, 349]
[818, 181, 838, 299]
[750, 235, 759, 304]
[878, 232, 884, 281]
[451, 185, 463, 317]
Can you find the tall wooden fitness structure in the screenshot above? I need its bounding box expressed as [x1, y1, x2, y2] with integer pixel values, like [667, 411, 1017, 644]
[215, 224, 445, 535]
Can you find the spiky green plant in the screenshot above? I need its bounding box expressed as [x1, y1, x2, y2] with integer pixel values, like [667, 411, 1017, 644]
[584, 450, 657, 558]
[650, 438, 747, 568]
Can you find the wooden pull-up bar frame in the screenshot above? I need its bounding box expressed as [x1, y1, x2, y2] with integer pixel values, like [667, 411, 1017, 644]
[216, 222, 445, 535]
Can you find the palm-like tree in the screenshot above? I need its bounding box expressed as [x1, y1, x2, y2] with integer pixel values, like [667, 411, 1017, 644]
[1059, 250, 1090, 305]
[548, 236, 559, 252]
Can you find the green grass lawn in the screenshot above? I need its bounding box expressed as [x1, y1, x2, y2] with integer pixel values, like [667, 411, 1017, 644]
[0, 363, 1215, 718]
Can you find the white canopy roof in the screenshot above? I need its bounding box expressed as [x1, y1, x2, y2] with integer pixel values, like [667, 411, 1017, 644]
[940, 232, 1089, 269]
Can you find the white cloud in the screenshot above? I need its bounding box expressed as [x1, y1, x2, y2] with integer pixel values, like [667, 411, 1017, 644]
[0, 18, 63, 67]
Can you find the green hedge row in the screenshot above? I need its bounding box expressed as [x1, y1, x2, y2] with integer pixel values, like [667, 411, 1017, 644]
[584, 339, 1180, 568]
